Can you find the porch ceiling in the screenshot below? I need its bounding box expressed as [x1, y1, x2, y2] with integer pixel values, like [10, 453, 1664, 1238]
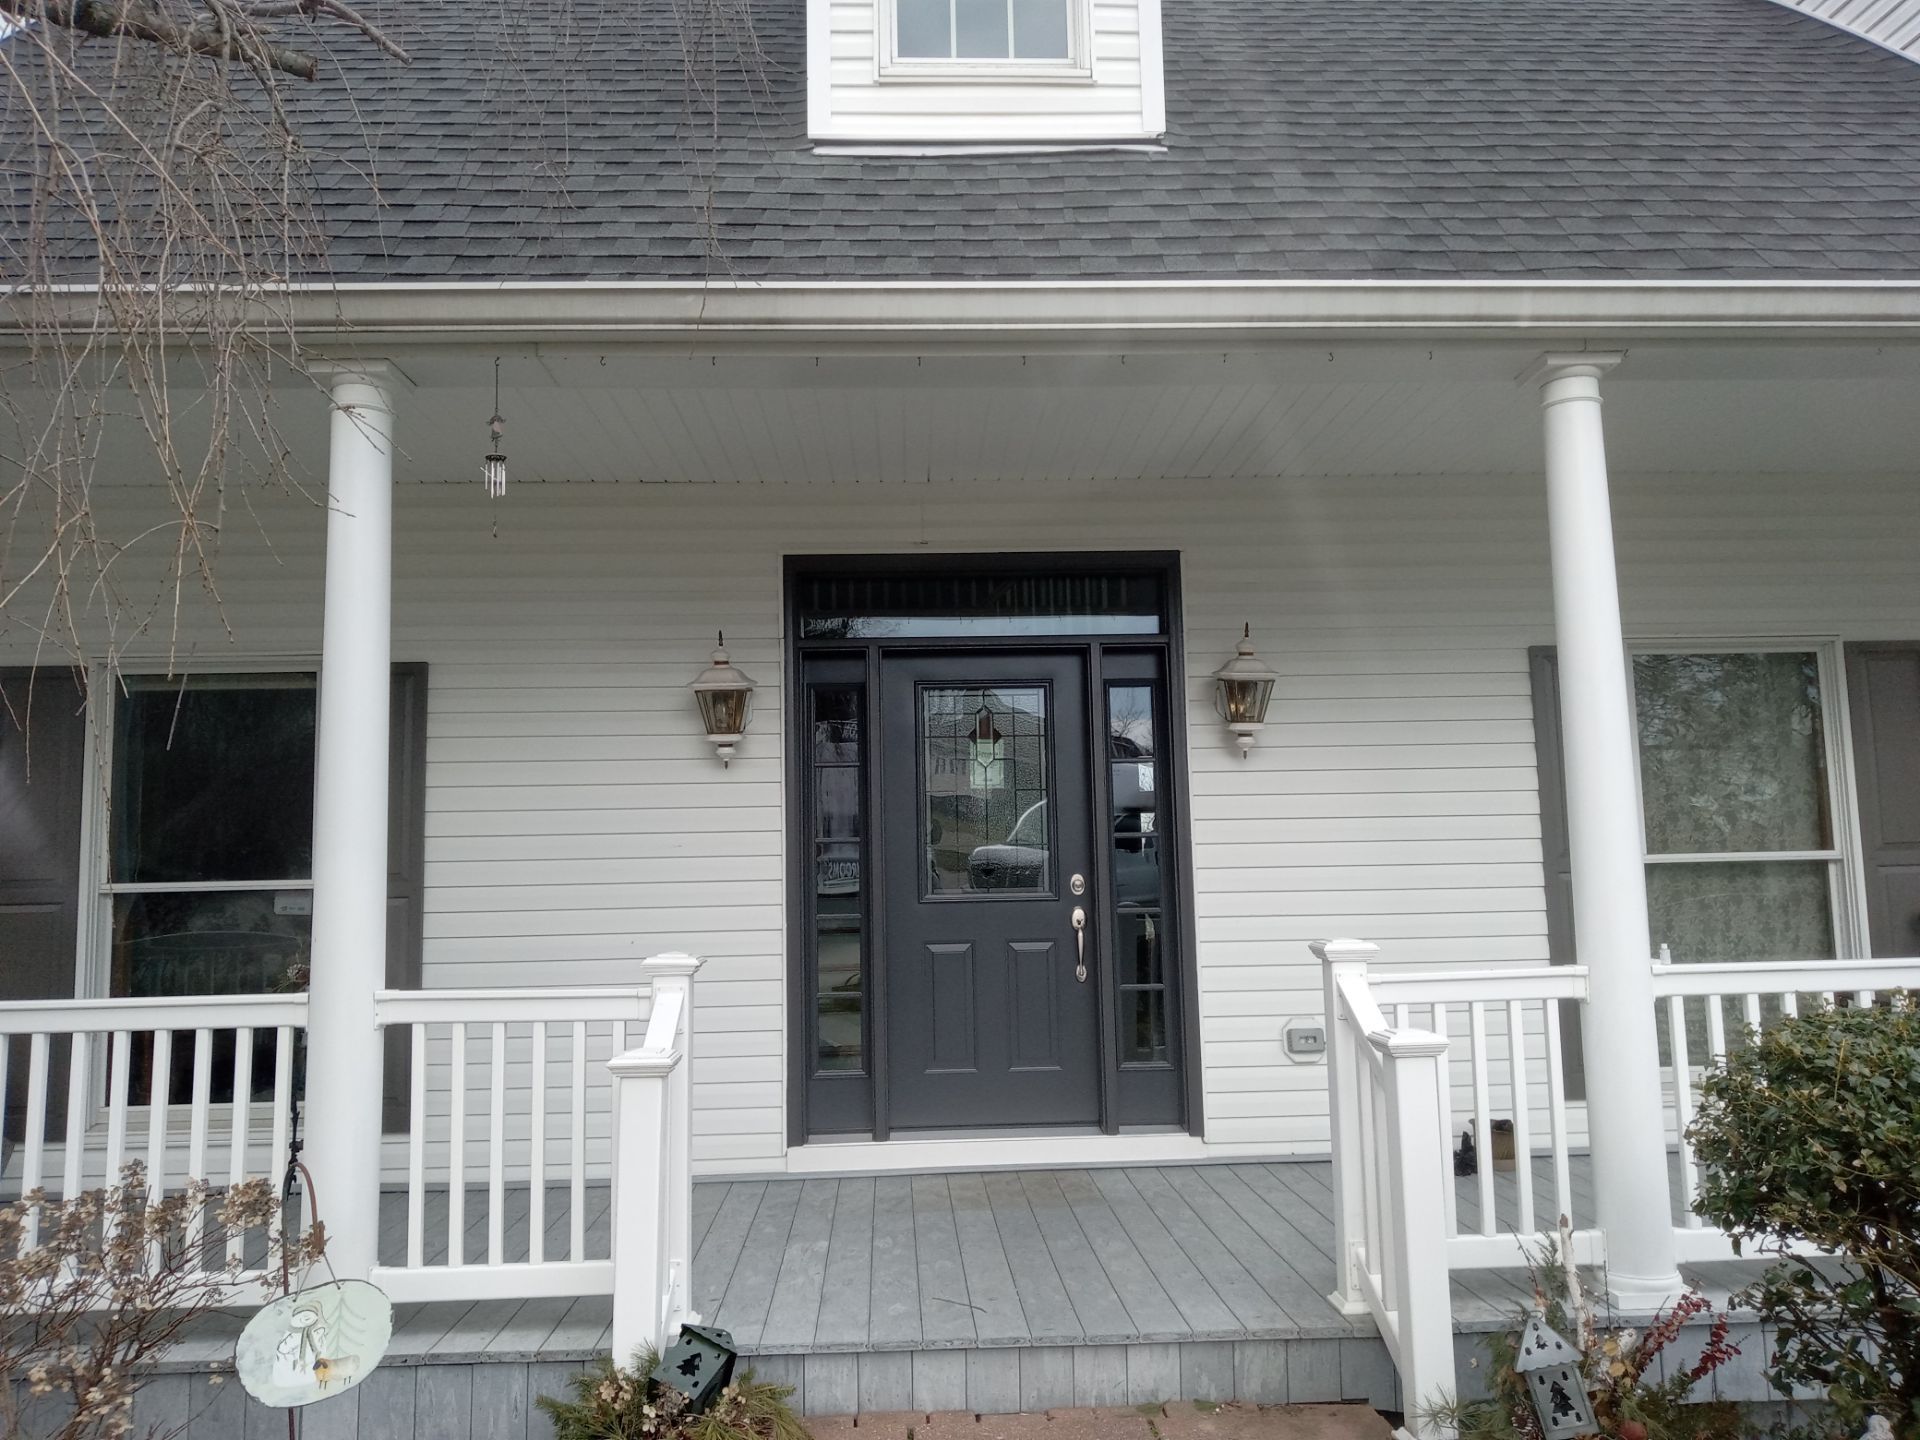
[77, 338, 1920, 486]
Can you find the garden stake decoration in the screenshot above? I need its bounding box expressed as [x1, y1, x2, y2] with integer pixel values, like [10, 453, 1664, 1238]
[1514, 1309, 1598, 1440]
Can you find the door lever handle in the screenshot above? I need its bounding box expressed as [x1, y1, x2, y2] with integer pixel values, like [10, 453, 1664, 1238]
[1071, 906, 1087, 983]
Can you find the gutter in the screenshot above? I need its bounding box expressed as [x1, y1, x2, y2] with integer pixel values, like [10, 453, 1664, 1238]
[8, 279, 1920, 346]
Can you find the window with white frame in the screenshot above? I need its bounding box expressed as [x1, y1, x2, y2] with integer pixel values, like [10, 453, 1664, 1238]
[1632, 645, 1860, 965]
[888, 0, 1083, 69]
[105, 673, 317, 1001]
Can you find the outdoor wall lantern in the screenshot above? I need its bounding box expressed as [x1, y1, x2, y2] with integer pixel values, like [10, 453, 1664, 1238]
[1514, 1310, 1598, 1440]
[692, 632, 756, 768]
[481, 356, 507, 498]
[1212, 624, 1278, 757]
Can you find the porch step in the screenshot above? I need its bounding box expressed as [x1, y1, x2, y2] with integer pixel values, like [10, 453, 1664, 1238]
[806, 1402, 1397, 1440]
[746, 1339, 1400, 1416]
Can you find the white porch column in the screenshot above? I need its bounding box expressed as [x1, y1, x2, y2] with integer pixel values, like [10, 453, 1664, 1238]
[302, 365, 396, 1279]
[1525, 352, 1683, 1308]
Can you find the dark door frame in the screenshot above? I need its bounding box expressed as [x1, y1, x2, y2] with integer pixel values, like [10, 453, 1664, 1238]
[782, 551, 1205, 1146]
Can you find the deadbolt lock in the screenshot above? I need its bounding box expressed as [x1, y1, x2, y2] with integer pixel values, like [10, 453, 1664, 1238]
[1070, 873, 1086, 896]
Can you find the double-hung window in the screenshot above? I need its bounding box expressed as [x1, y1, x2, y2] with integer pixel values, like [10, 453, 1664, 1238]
[105, 673, 318, 1004]
[1632, 645, 1860, 966]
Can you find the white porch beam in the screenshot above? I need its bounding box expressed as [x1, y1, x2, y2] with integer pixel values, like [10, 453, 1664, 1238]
[1525, 351, 1685, 1310]
[302, 364, 396, 1278]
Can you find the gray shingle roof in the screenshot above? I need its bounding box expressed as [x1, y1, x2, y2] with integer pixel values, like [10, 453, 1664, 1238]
[107, 0, 1920, 279]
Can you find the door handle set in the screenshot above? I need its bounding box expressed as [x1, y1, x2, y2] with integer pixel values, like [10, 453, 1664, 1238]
[1070, 905, 1088, 983]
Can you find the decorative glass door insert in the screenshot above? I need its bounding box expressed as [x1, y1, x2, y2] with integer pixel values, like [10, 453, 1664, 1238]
[920, 686, 1052, 897]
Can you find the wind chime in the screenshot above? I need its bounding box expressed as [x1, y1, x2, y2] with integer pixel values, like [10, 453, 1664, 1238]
[482, 356, 507, 498]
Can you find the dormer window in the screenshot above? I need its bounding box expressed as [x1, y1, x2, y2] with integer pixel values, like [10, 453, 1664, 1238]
[887, 0, 1085, 74]
[806, 0, 1162, 145]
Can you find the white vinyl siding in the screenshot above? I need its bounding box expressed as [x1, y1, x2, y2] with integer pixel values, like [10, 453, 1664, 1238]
[812, 0, 1162, 142]
[8, 466, 1920, 1174]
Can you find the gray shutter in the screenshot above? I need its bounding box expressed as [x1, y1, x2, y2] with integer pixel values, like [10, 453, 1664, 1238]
[1844, 643, 1920, 957]
[384, 663, 429, 1132]
[0, 667, 87, 1142]
[1527, 646, 1588, 1098]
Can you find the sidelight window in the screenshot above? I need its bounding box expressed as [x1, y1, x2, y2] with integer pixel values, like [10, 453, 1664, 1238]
[1109, 682, 1168, 1064]
[810, 685, 867, 1074]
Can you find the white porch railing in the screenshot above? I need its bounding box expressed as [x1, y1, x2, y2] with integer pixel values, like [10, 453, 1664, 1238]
[0, 953, 702, 1354]
[0, 993, 308, 1278]
[367, 982, 652, 1303]
[1653, 955, 1920, 1263]
[1323, 936, 1920, 1433]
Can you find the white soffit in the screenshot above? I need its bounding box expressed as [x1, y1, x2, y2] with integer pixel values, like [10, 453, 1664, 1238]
[1766, 0, 1920, 62]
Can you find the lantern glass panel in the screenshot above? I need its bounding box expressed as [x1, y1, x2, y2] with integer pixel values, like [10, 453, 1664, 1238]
[1221, 677, 1274, 726]
[699, 687, 750, 737]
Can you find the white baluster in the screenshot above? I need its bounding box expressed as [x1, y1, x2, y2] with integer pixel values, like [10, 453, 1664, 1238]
[407, 1022, 427, 1269]
[448, 1023, 467, 1268]
[529, 1021, 547, 1267]
[488, 1022, 507, 1267]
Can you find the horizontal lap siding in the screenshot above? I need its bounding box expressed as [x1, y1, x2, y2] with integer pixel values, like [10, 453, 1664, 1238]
[12, 469, 1920, 1171]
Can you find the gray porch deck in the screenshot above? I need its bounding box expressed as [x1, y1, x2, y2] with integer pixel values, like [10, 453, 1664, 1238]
[128, 1158, 1783, 1436]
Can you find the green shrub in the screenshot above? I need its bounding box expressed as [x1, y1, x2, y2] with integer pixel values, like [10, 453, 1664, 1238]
[537, 1348, 809, 1440]
[1688, 994, 1920, 1433]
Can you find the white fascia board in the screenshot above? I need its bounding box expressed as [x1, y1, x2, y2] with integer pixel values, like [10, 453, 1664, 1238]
[11, 279, 1920, 345]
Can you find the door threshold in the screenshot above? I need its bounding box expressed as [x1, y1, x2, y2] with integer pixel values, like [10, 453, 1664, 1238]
[783, 1129, 1213, 1176]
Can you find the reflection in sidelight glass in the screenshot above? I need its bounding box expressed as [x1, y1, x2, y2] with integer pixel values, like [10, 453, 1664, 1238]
[1109, 682, 1169, 1063]
[922, 686, 1052, 896]
[812, 687, 865, 1072]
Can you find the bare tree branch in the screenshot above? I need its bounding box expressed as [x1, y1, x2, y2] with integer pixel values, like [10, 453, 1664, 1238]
[22, 0, 411, 81]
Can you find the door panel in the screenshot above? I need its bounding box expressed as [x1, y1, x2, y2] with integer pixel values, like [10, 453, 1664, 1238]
[882, 651, 1100, 1130]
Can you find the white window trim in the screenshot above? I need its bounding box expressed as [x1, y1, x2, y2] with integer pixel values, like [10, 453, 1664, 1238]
[1625, 636, 1871, 962]
[75, 658, 323, 1002]
[874, 0, 1094, 82]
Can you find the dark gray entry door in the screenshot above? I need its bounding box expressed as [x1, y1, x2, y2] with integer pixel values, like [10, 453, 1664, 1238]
[881, 652, 1101, 1130]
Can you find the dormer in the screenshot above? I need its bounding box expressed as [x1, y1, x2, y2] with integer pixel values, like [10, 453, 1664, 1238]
[806, 0, 1166, 148]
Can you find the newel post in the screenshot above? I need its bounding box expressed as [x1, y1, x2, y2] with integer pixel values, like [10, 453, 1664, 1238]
[609, 952, 704, 1363]
[641, 951, 702, 1334]
[1524, 352, 1683, 1309]
[1313, 937, 1378, 1315]
[1379, 1027, 1458, 1435]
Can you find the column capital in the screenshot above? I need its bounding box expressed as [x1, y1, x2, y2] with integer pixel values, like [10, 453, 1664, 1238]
[1516, 351, 1626, 390]
[308, 357, 413, 400]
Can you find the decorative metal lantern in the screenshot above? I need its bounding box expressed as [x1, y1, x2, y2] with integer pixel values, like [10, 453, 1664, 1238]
[1514, 1310, 1598, 1440]
[482, 356, 507, 498]
[691, 633, 756, 767]
[1212, 624, 1278, 757]
[648, 1323, 737, 1416]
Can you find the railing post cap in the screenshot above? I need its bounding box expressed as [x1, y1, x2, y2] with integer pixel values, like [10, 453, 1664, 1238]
[642, 951, 704, 977]
[608, 1048, 681, 1079]
[1311, 938, 1379, 966]
[1372, 1027, 1449, 1060]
